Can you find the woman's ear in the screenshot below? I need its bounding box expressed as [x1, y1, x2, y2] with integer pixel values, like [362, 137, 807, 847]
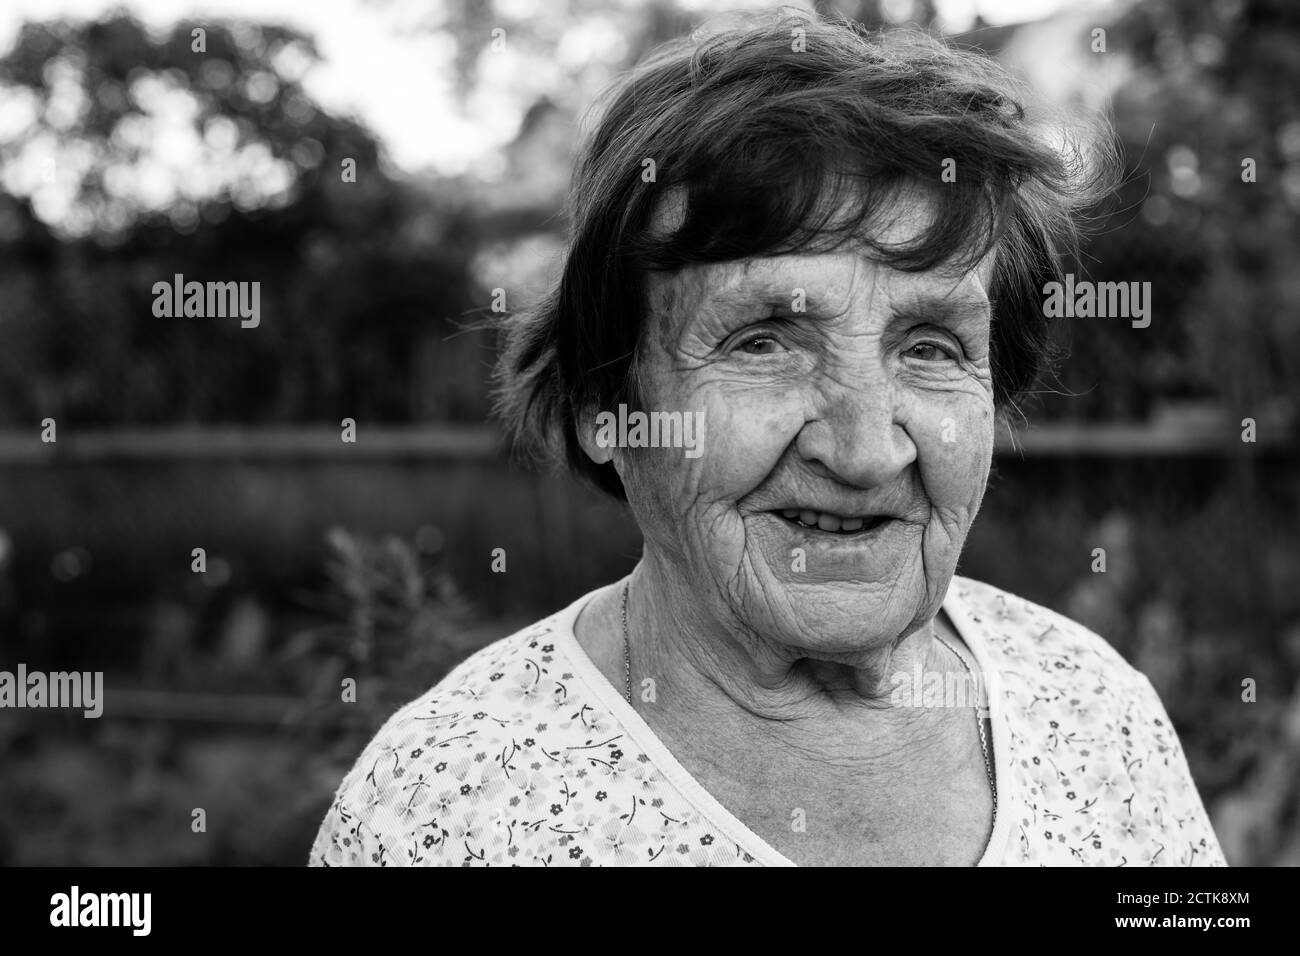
[577, 405, 616, 466]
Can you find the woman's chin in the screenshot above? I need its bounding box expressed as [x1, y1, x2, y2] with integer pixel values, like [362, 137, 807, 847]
[738, 596, 927, 655]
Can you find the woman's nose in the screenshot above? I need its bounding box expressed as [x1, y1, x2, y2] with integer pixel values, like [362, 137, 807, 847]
[794, 380, 917, 489]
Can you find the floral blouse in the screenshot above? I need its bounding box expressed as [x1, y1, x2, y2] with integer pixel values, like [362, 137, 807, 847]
[309, 574, 1227, 866]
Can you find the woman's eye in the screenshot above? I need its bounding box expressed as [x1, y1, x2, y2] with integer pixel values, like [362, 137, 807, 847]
[736, 335, 783, 355]
[905, 341, 956, 362]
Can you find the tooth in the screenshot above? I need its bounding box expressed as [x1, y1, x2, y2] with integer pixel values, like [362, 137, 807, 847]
[782, 509, 799, 519]
[841, 517, 864, 532]
[816, 512, 842, 532]
[799, 510, 818, 526]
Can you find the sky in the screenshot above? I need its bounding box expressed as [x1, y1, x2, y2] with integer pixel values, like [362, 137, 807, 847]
[0, 0, 1117, 177]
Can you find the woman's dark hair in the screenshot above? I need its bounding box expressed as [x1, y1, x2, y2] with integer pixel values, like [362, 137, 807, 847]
[493, 9, 1117, 500]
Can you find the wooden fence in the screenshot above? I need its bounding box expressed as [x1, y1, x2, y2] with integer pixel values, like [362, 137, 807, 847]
[1, 416, 1294, 464]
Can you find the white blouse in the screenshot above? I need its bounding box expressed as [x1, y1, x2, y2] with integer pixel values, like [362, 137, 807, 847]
[309, 574, 1227, 866]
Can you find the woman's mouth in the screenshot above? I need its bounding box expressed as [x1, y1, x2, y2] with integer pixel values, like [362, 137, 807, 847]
[774, 509, 892, 535]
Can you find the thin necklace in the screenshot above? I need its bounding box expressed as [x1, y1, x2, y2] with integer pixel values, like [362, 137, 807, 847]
[620, 581, 633, 706]
[620, 580, 997, 816]
[933, 629, 998, 818]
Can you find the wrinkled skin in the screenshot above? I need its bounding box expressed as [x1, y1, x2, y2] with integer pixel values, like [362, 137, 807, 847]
[580, 194, 997, 714]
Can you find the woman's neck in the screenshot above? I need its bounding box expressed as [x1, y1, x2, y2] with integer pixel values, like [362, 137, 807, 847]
[577, 558, 970, 767]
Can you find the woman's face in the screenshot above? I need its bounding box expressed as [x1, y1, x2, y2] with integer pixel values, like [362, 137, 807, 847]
[592, 195, 997, 657]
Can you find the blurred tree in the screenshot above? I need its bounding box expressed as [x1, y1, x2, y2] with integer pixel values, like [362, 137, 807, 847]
[1039, 0, 1300, 426]
[0, 14, 486, 426]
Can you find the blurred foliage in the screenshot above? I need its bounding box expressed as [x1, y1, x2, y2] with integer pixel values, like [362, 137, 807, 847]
[301, 526, 481, 722]
[1037, 0, 1300, 424]
[0, 526, 493, 865]
[0, 13, 489, 426]
[0, 16, 334, 235]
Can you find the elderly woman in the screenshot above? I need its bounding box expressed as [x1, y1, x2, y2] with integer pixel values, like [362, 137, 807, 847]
[311, 13, 1225, 867]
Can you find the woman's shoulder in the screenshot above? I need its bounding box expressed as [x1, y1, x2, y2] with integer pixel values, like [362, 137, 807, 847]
[948, 574, 1171, 740]
[950, 575, 1227, 865]
[343, 615, 566, 769]
[309, 609, 605, 866]
[948, 573, 1143, 686]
